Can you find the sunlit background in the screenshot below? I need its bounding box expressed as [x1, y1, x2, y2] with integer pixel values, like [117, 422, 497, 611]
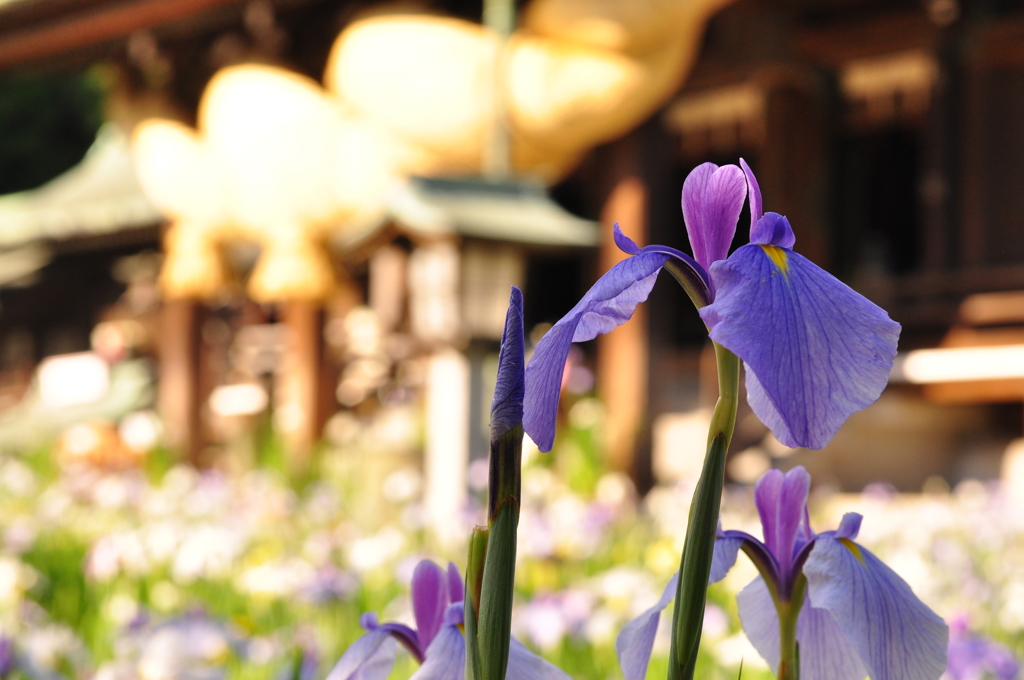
[0, 0, 1022, 678]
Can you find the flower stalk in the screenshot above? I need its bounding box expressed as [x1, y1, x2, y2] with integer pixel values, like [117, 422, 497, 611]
[668, 342, 740, 680]
[465, 287, 525, 680]
[776, 575, 807, 680]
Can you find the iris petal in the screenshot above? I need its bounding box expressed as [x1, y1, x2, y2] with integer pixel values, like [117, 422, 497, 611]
[325, 630, 397, 680]
[613, 223, 642, 255]
[739, 158, 762, 229]
[408, 624, 466, 680]
[506, 637, 571, 680]
[615, 575, 677, 680]
[447, 563, 464, 604]
[681, 162, 747, 270]
[750, 213, 796, 249]
[796, 604, 870, 680]
[411, 561, 448, 652]
[735, 577, 781, 670]
[523, 251, 668, 451]
[803, 536, 948, 680]
[709, 534, 743, 584]
[754, 467, 810, 578]
[736, 569, 871, 680]
[835, 513, 863, 540]
[700, 244, 900, 449]
[490, 287, 525, 440]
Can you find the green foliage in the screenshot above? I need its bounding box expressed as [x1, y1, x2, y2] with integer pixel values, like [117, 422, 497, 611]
[0, 70, 104, 194]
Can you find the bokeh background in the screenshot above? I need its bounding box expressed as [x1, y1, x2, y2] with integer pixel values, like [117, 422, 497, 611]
[0, 0, 1022, 678]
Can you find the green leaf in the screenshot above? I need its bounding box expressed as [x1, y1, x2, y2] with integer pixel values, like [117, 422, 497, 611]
[668, 344, 739, 680]
[465, 527, 489, 680]
[478, 499, 520, 680]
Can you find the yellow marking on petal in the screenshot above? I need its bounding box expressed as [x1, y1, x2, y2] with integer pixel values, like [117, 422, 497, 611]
[761, 245, 790, 275]
[839, 538, 865, 563]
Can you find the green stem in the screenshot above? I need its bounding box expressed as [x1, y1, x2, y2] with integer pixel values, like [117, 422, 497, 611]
[467, 420, 522, 680]
[667, 343, 740, 680]
[776, 576, 806, 680]
[464, 527, 489, 680]
[478, 500, 519, 680]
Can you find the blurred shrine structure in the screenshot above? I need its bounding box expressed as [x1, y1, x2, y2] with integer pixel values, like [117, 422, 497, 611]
[4, 0, 1024, 495]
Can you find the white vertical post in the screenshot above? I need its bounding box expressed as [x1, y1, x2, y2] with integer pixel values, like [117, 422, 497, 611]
[424, 348, 471, 545]
[1002, 438, 1024, 509]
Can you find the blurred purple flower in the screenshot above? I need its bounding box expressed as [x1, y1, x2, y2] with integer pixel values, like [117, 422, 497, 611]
[300, 566, 357, 605]
[523, 160, 900, 451]
[0, 637, 14, 677]
[616, 467, 948, 680]
[326, 560, 568, 680]
[945, 616, 1020, 680]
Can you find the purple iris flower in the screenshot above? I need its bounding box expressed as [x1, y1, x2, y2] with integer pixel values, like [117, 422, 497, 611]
[615, 467, 949, 680]
[523, 160, 901, 451]
[945, 616, 1020, 680]
[326, 560, 568, 680]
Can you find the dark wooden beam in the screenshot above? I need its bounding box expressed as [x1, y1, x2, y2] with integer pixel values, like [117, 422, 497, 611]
[0, 0, 247, 71]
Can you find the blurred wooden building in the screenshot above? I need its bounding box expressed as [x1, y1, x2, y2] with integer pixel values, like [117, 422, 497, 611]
[5, 0, 1024, 490]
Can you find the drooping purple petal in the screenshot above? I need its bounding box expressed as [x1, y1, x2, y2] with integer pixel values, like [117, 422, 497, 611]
[681, 162, 747, 271]
[490, 287, 525, 440]
[735, 577, 781, 670]
[325, 630, 397, 680]
[737, 576, 868, 680]
[803, 536, 949, 680]
[739, 158, 762, 230]
[700, 244, 900, 449]
[411, 561, 448, 652]
[506, 637, 571, 680]
[613, 224, 712, 296]
[362, 611, 423, 662]
[374, 623, 422, 662]
[613, 223, 642, 255]
[524, 251, 668, 452]
[408, 622, 465, 680]
[615, 575, 677, 680]
[711, 529, 782, 589]
[796, 601, 871, 680]
[754, 467, 810, 580]
[447, 563, 464, 604]
[750, 212, 796, 249]
[709, 534, 744, 584]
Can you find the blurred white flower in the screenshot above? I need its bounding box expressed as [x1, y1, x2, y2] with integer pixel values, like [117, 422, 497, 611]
[346, 527, 405, 573]
[237, 559, 315, 598]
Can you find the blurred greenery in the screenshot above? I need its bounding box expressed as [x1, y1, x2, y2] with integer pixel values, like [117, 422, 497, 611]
[0, 70, 104, 194]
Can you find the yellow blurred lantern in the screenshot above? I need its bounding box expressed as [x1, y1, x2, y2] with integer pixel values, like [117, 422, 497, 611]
[323, 0, 736, 181]
[133, 65, 394, 301]
[134, 0, 735, 301]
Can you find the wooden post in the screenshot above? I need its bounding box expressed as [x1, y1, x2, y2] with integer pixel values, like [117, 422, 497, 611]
[761, 79, 830, 266]
[277, 299, 322, 468]
[159, 298, 202, 464]
[598, 176, 649, 473]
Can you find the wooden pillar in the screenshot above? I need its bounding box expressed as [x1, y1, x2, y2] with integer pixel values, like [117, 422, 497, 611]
[761, 77, 830, 266]
[159, 298, 202, 464]
[958, 34, 987, 270]
[920, 34, 957, 273]
[277, 300, 323, 468]
[598, 176, 649, 473]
